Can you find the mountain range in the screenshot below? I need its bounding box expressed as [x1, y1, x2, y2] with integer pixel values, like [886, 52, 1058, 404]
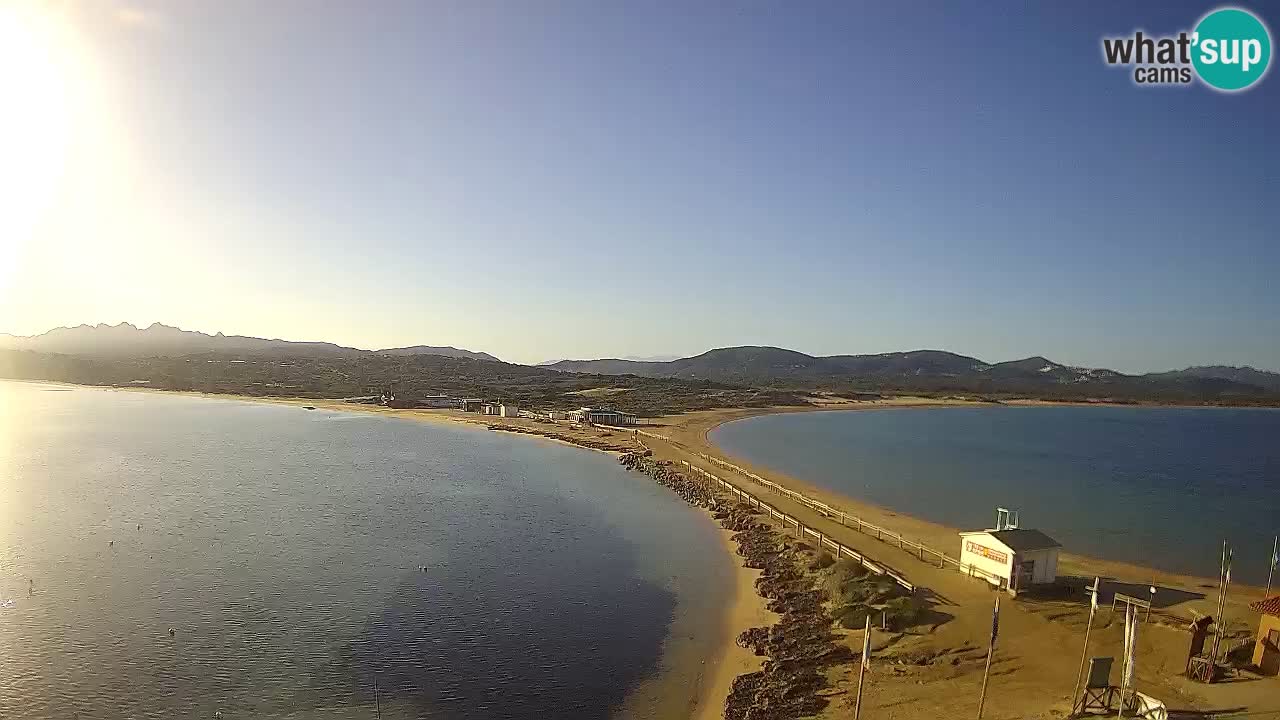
[3, 324, 1277, 404]
[545, 346, 1280, 400]
[0, 323, 499, 362]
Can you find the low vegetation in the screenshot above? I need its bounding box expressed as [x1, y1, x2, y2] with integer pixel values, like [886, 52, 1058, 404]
[0, 349, 809, 416]
[824, 559, 921, 631]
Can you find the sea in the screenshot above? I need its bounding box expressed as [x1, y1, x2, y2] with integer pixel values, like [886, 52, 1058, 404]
[711, 405, 1280, 583]
[0, 380, 731, 719]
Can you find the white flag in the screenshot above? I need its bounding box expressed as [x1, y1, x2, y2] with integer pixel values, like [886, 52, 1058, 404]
[1090, 578, 1099, 613]
[862, 615, 872, 670]
[1121, 605, 1138, 694]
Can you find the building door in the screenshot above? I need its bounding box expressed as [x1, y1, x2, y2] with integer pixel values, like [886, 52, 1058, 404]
[1262, 629, 1280, 676]
[1016, 559, 1035, 587]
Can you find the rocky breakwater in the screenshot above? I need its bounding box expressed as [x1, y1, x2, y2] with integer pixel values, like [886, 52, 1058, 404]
[618, 451, 849, 720]
[619, 450, 715, 508]
[488, 423, 633, 452]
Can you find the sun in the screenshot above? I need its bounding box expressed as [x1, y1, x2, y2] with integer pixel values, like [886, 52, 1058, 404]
[0, 3, 79, 290]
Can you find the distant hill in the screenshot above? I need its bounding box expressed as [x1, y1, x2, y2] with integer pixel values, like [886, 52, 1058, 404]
[0, 348, 804, 416]
[545, 346, 1278, 404]
[0, 323, 500, 362]
[376, 345, 499, 362]
[546, 347, 989, 383]
[1144, 365, 1280, 392]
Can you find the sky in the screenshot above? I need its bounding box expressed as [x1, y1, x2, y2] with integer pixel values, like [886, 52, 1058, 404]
[0, 1, 1277, 370]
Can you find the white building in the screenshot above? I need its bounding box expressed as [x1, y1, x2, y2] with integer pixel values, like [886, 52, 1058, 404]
[958, 528, 1061, 594]
[482, 403, 500, 415]
[499, 403, 519, 418]
[421, 395, 455, 408]
[566, 407, 638, 426]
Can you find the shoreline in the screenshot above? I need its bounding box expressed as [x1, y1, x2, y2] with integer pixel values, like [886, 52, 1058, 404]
[12, 380, 1279, 715]
[696, 403, 1275, 596]
[671, 404, 1276, 612]
[5, 379, 762, 720]
[689, 525, 775, 720]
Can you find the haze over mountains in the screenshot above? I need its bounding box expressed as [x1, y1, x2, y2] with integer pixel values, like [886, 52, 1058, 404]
[545, 347, 1280, 399]
[2, 323, 1277, 404]
[0, 323, 499, 362]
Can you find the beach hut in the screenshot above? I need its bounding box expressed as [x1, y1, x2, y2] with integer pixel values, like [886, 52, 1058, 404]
[1249, 596, 1280, 675]
[958, 527, 1061, 594]
[499, 403, 519, 418]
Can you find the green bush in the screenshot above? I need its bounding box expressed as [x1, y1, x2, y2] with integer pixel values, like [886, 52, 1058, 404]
[830, 558, 868, 582]
[809, 551, 835, 571]
[835, 603, 875, 629]
[882, 596, 921, 630]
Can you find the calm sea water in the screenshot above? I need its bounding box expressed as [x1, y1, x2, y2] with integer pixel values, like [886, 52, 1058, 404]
[0, 381, 730, 719]
[711, 406, 1280, 583]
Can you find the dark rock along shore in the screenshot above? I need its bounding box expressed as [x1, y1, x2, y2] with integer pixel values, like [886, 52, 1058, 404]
[619, 450, 852, 720]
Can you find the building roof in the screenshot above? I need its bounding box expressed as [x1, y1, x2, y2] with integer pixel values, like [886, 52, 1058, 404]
[1251, 596, 1280, 617]
[962, 528, 1061, 552]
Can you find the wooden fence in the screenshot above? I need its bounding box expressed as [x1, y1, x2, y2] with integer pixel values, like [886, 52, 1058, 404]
[690, 452, 1007, 588]
[622, 426, 1007, 588]
[673, 458, 917, 593]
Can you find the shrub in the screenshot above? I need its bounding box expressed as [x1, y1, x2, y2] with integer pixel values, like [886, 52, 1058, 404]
[882, 596, 921, 630]
[809, 551, 835, 571]
[835, 603, 875, 629]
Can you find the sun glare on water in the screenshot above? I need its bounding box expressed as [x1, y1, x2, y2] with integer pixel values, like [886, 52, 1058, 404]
[0, 3, 82, 292]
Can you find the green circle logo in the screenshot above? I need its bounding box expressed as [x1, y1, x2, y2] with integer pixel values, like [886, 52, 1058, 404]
[1192, 8, 1272, 91]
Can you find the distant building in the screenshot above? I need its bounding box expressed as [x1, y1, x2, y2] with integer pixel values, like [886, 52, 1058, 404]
[458, 398, 484, 412]
[499, 403, 519, 418]
[1250, 596, 1280, 675]
[548, 411, 570, 421]
[482, 403, 501, 415]
[421, 395, 455, 408]
[567, 407, 638, 426]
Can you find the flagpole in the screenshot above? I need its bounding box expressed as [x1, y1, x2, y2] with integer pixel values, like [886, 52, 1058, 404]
[977, 595, 999, 720]
[855, 614, 870, 720]
[1071, 578, 1099, 715]
[1267, 535, 1277, 599]
[1212, 545, 1232, 665]
[1117, 603, 1138, 719]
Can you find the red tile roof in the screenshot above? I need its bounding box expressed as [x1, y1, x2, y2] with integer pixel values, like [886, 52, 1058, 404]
[1251, 596, 1280, 617]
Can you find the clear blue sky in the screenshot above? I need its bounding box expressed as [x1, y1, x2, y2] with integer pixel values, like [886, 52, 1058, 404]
[3, 1, 1277, 370]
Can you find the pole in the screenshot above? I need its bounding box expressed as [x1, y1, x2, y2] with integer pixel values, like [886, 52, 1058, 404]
[374, 675, 382, 719]
[1208, 541, 1227, 665]
[1267, 535, 1278, 599]
[855, 615, 870, 720]
[977, 596, 999, 720]
[1211, 544, 1232, 664]
[1118, 604, 1134, 718]
[1072, 578, 1099, 714]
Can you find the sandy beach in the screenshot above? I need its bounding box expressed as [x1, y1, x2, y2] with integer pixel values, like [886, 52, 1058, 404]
[20, 381, 1280, 717]
[644, 401, 1280, 718]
